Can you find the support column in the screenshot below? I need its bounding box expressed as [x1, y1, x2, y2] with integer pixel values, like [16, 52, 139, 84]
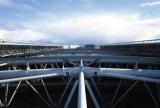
[78, 72, 87, 108]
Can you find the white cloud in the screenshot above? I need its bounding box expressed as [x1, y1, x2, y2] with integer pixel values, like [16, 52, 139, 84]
[140, 1, 160, 7]
[1, 13, 160, 44]
[0, 29, 48, 41]
[25, 13, 160, 42]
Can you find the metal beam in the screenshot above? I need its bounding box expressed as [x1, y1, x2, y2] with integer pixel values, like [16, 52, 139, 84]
[57, 77, 73, 108]
[4, 83, 9, 105]
[0, 73, 64, 84]
[0, 68, 64, 79]
[157, 84, 160, 104]
[41, 78, 53, 106]
[78, 72, 87, 108]
[90, 77, 105, 106]
[64, 80, 78, 108]
[100, 73, 160, 83]
[7, 81, 21, 106]
[2, 67, 160, 79]
[0, 100, 3, 107]
[26, 81, 53, 108]
[0, 55, 160, 65]
[111, 79, 123, 105]
[112, 81, 138, 108]
[100, 68, 160, 78]
[1, 67, 160, 83]
[97, 68, 160, 84]
[85, 80, 100, 108]
[0, 63, 8, 67]
[144, 82, 159, 108]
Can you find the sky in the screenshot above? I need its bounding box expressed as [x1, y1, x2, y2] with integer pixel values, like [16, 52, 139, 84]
[0, 0, 160, 45]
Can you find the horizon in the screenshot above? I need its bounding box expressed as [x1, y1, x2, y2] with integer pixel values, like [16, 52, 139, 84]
[1, 38, 160, 46]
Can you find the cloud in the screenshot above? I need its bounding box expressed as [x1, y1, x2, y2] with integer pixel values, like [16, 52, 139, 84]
[0, 29, 47, 41]
[24, 13, 160, 43]
[140, 1, 160, 7]
[0, 0, 35, 12]
[1, 13, 160, 44]
[0, 0, 12, 6]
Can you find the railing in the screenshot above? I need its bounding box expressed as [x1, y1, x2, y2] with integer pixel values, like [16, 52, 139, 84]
[105, 39, 160, 46]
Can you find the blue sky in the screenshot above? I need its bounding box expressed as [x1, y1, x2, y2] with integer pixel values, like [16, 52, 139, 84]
[0, 0, 160, 45]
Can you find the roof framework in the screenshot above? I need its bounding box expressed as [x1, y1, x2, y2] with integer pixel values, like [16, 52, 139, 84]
[0, 41, 160, 108]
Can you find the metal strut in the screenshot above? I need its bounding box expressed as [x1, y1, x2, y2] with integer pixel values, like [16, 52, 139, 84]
[85, 80, 100, 108]
[157, 84, 160, 105]
[64, 80, 78, 108]
[78, 72, 87, 108]
[111, 78, 123, 105]
[26, 80, 53, 108]
[144, 82, 159, 108]
[112, 81, 138, 108]
[7, 81, 21, 106]
[40, 78, 53, 106]
[90, 77, 105, 106]
[4, 83, 9, 105]
[0, 100, 3, 107]
[57, 77, 73, 108]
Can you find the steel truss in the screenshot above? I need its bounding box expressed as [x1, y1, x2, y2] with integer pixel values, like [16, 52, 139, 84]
[1, 57, 160, 108]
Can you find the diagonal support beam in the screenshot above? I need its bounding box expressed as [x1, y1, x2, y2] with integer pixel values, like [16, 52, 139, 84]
[7, 81, 21, 106]
[90, 77, 105, 106]
[112, 81, 138, 108]
[85, 80, 100, 108]
[111, 79, 123, 105]
[41, 78, 53, 106]
[26, 80, 53, 108]
[64, 80, 78, 108]
[144, 82, 159, 108]
[57, 77, 73, 108]
[4, 83, 9, 105]
[157, 84, 160, 105]
[0, 99, 3, 107]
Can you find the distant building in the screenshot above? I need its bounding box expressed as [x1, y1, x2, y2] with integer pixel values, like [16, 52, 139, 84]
[84, 44, 100, 49]
[0, 39, 8, 44]
[63, 45, 80, 49]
